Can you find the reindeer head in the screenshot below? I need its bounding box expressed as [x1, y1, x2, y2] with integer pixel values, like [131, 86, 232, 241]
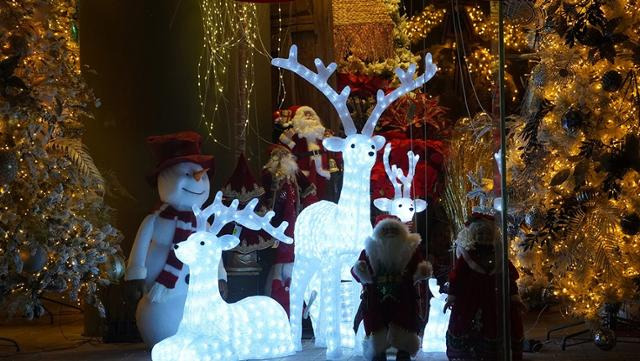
[272, 45, 437, 171]
[174, 191, 292, 271]
[374, 144, 427, 223]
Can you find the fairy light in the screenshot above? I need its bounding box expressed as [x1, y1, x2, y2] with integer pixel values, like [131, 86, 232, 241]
[151, 192, 294, 361]
[406, 5, 447, 43]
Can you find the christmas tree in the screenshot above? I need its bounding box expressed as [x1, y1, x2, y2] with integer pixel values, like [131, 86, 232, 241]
[507, 0, 640, 319]
[0, 0, 122, 319]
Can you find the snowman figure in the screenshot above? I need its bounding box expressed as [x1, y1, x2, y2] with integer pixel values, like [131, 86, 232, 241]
[125, 131, 227, 348]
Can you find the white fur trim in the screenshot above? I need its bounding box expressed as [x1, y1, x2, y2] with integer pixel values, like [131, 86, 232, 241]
[124, 266, 147, 281]
[365, 219, 421, 275]
[388, 323, 420, 356]
[353, 260, 373, 284]
[363, 329, 389, 361]
[413, 261, 432, 283]
[148, 283, 171, 303]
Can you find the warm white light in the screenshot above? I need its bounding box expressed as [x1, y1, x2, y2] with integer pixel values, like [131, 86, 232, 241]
[421, 278, 450, 352]
[151, 192, 295, 361]
[374, 144, 427, 222]
[272, 45, 437, 360]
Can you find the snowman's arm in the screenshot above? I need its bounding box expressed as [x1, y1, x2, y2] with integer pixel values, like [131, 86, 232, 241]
[124, 213, 157, 281]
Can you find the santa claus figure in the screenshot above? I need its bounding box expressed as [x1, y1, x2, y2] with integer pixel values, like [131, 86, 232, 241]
[262, 145, 318, 315]
[279, 105, 331, 198]
[444, 213, 525, 361]
[124, 131, 227, 348]
[351, 216, 432, 361]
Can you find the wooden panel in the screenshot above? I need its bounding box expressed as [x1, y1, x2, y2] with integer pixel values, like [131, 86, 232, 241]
[270, 0, 339, 132]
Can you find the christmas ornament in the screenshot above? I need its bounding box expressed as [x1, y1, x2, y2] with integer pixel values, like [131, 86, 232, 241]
[272, 44, 436, 358]
[601, 70, 623, 92]
[100, 253, 125, 282]
[151, 192, 294, 361]
[19, 245, 48, 273]
[593, 328, 616, 351]
[561, 108, 584, 132]
[620, 213, 640, 235]
[532, 64, 546, 87]
[0, 150, 18, 185]
[525, 208, 544, 229]
[70, 22, 78, 42]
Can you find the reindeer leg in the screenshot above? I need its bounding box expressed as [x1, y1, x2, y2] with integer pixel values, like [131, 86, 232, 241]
[289, 255, 316, 352]
[321, 258, 343, 360]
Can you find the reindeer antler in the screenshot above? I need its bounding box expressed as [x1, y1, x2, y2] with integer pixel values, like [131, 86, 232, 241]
[382, 143, 402, 199]
[362, 54, 438, 136]
[272, 45, 356, 135]
[195, 191, 293, 244]
[396, 151, 420, 198]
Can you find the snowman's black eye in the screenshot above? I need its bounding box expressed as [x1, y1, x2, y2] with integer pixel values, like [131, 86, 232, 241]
[200, 241, 205, 246]
[398, 204, 403, 208]
[371, 145, 375, 149]
[351, 144, 356, 148]
[185, 172, 190, 177]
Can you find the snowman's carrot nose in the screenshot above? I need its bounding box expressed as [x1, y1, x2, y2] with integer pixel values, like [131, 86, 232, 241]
[193, 168, 208, 181]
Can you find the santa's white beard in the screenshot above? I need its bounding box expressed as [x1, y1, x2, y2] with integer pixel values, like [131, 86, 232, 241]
[265, 155, 298, 179]
[293, 116, 325, 140]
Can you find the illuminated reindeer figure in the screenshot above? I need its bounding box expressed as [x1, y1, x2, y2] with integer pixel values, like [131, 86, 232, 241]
[152, 191, 294, 361]
[374, 143, 428, 223]
[272, 45, 437, 359]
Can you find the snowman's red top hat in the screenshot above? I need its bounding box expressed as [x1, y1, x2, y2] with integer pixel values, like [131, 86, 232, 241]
[146, 131, 214, 184]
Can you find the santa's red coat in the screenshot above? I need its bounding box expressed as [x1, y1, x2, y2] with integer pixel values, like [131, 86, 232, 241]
[351, 248, 425, 334]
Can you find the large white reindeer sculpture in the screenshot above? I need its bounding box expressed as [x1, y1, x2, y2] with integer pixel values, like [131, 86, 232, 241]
[272, 45, 437, 359]
[374, 143, 428, 223]
[151, 191, 295, 361]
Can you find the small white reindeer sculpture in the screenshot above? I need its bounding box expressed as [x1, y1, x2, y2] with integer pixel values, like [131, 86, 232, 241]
[151, 191, 295, 361]
[374, 143, 428, 223]
[272, 45, 437, 359]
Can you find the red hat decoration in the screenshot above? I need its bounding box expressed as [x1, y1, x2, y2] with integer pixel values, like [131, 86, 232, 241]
[221, 153, 265, 204]
[146, 131, 214, 184]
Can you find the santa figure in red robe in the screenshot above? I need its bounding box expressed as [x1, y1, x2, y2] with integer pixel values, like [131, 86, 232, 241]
[279, 105, 331, 198]
[444, 213, 525, 361]
[262, 144, 318, 314]
[351, 216, 432, 361]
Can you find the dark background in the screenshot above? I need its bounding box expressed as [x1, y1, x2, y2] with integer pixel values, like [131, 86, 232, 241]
[79, 0, 273, 256]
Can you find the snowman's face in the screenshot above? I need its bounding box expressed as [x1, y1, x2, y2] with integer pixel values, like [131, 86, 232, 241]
[157, 162, 210, 210]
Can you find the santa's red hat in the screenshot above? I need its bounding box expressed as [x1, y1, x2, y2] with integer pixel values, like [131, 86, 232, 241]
[288, 105, 301, 115]
[146, 131, 214, 184]
[221, 153, 265, 204]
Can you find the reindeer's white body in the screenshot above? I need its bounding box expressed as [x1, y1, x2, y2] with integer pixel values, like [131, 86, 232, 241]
[272, 45, 437, 359]
[152, 193, 294, 361]
[422, 278, 450, 353]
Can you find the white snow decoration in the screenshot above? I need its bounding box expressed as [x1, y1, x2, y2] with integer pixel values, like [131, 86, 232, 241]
[373, 143, 428, 223]
[151, 191, 295, 361]
[421, 278, 450, 353]
[272, 45, 437, 359]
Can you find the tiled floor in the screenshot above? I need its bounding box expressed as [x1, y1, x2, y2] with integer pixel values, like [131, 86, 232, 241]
[1, 305, 639, 361]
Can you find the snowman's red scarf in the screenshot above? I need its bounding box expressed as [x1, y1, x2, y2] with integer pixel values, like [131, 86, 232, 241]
[155, 206, 196, 289]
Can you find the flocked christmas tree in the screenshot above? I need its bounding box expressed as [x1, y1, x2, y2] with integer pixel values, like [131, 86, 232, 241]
[506, 0, 640, 319]
[0, 0, 122, 319]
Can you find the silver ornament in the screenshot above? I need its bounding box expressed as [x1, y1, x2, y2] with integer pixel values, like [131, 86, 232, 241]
[593, 328, 616, 351]
[19, 245, 48, 273]
[525, 209, 544, 229]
